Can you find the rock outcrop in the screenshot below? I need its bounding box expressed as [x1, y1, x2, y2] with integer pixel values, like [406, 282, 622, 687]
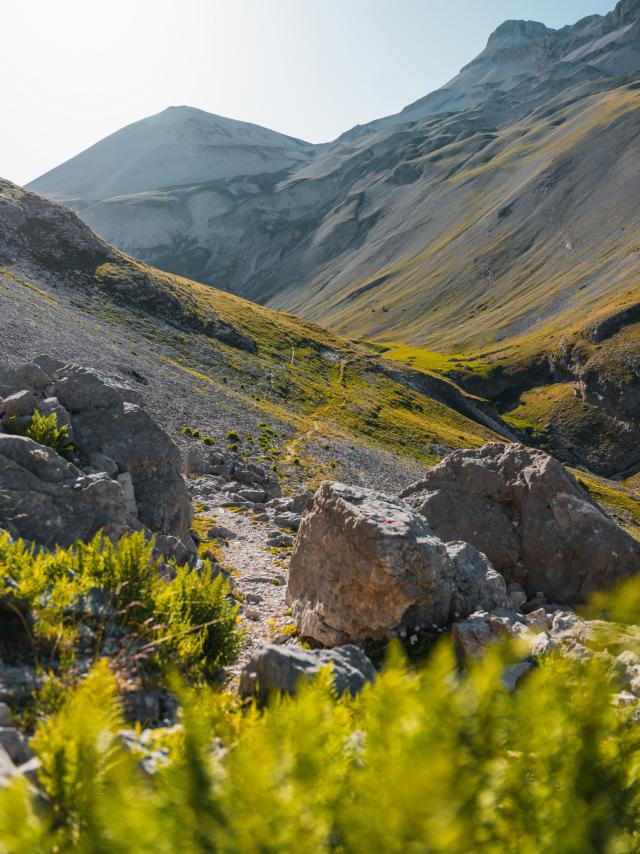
[0, 359, 193, 552]
[0, 434, 130, 546]
[239, 643, 376, 702]
[286, 481, 507, 646]
[402, 443, 640, 602]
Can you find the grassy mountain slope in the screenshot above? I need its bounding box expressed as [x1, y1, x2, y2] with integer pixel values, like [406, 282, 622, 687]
[0, 178, 514, 495]
[2, 178, 638, 525]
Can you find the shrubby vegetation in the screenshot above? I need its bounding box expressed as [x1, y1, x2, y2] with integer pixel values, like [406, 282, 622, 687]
[1, 629, 640, 849]
[5, 410, 74, 460]
[2, 532, 640, 851]
[0, 531, 240, 681]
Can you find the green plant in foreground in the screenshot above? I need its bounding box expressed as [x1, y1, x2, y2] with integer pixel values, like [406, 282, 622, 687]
[0, 531, 241, 677]
[6, 410, 74, 460]
[1, 640, 640, 852]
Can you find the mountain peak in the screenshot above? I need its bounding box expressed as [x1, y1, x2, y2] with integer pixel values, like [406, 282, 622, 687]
[611, 0, 640, 21]
[487, 19, 553, 45]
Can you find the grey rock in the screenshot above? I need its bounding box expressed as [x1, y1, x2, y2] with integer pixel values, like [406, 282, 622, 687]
[239, 643, 376, 702]
[118, 472, 138, 516]
[39, 396, 72, 429]
[551, 610, 582, 638]
[1, 390, 37, 418]
[90, 452, 118, 477]
[403, 443, 640, 602]
[154, 535, 196, 567]
[0, 703, 12, 727]
[66, 587, 114, 619]
[0, 434, 130, 547]
[287, 482, 507, 645]
[236, 487, 267, 503]
[507, 582, 527, 612]
[447, 541, 508, 618]
[617, 650, 640, 668]
[184, 446, 208, 477]
[235, 465, 266, 485]
[273, 492, 314, 515]
[0, 728, 32, 766]
[207, 525, 237, 541]
[274, 511, 301, 532]
[0, 363, 51, 393]
[0, 744, 16, 784]
[501, 661, 534, 692]
[0, 664, 40, 701]
[210, 464, 234, 479]
[53, 365, 122, 412]
[266, 532, 294, 548]
[33, 354, 65, 375]
[530, 632, 559, 657]
[72, 398, 192, 545]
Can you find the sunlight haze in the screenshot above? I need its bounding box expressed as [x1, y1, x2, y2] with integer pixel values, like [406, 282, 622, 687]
[3, 0, 614, 184]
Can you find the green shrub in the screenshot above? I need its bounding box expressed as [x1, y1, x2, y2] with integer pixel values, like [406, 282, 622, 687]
[226, 429, 239, 442]
[182, 426, 193, 436]
[2, 638, 640, 851]
[6, 410, 74, 460]
[0, 531, 240, 675]
[202, 435, 214, 446]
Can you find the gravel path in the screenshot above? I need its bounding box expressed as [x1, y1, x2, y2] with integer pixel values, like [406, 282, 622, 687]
[189, 477, 302, 678]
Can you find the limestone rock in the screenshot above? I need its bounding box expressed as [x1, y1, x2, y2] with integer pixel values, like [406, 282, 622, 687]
[39, 396, 72, 429]
[0, 434, 130, 546]
[53, 365, 123, 412]
[402, 443, 640, 602]
[0, 363, 51, 394]
[447, 541, 508, 619]
[1, 390, 37, 418]
[286, 481, 507, 645]
[239, 642, 376, 702]
[70, 391, 192, 545]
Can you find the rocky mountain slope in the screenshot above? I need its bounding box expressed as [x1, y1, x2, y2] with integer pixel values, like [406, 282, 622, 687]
[28, 106, 316, 281]
[26, 1, 640, 479]
[0, 177, 522, 495]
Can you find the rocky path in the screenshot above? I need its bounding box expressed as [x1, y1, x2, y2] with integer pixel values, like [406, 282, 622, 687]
[188, 476, 303, 678]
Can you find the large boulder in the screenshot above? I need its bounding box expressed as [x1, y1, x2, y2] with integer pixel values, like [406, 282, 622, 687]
[286, 481, 507, 645]
[402, 443, 640, 602]
[0, 359, 193, 552]
[239, 643, 376, 702]
[51, 365, 192, 545]
[0, 434, 130, 546]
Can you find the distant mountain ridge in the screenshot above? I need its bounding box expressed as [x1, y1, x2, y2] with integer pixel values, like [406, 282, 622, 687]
[30, 105, 316, 208]
[27, 1, 640, 361]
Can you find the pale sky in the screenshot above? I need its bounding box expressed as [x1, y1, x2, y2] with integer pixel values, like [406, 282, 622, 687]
[2, 0, 614, 185]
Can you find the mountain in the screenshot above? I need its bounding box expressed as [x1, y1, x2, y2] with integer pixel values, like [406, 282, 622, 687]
[31, 105, 316, 206]
[28, 106, 316, 279]
[26, 0, 640, 478]
[0, 177, 520, 498]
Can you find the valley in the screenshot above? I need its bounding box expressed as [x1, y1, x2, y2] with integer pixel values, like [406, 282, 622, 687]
[2, 1, 640, 849]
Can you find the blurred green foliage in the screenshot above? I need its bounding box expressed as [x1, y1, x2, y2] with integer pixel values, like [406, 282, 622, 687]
[0, 636, 639, 851]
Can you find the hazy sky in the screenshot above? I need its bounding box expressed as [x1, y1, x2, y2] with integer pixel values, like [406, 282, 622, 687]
[2, 0, 614, 185]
